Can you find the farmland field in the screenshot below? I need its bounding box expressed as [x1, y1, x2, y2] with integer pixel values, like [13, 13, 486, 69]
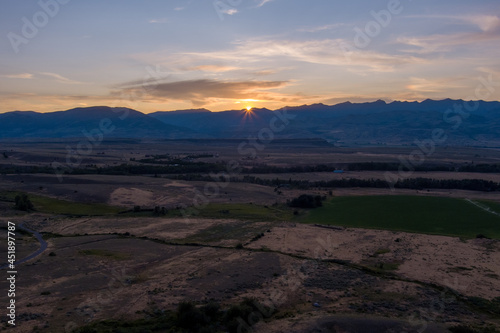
[301, 195, 500, 239]
[1, 141, 500, 332]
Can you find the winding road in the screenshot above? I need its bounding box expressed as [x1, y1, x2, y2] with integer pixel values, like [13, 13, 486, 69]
[0, 223, 48, 270]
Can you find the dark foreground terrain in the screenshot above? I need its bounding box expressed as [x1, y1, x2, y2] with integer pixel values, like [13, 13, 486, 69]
[0, 140, 499, 332]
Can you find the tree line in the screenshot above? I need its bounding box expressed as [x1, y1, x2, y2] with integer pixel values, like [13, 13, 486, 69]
[166, 174, 500, 192]
[1, 161, 500, 176]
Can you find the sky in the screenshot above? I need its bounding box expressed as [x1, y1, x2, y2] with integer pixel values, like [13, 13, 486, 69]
[1, 0, 499, 113]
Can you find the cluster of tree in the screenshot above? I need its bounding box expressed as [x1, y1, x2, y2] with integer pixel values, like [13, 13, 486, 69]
[246, 164, 333, 174]
[153, 206, 168, 216]
[3, 158, 500, 178]
[186, 154, 215, 159]
[457, 164, 500, 173]
[288, 194, 325, 208]
[345, 162, 454, 172]
[136, 158, 189, 164]
[393, 178, 499, 192]
[347, 162, 500, 173]
[246, 162, 500, 174]
[63, 163, 227, 176]
[74, 298, 274, 333]
[167, 174, 500, 192]
[128, 205, 168, 216]
[14, 194, 34, 211]
[0, 165, 55, 174]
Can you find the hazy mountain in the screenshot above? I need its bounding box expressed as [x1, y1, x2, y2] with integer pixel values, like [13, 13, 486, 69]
[0, 106, 200, 139]
[151, 99, 500, 146]
[2, 100, 500, 146]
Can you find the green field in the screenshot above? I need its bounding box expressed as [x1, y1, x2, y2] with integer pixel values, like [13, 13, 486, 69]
[0, 191, 123, 216]
[301, 195, 500, 239]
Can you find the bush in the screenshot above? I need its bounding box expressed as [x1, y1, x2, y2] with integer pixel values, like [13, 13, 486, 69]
[176, 301, 209, 330]
[448, 325, 476, 333]
[14, 194, 34, 211]
[288, 194, 324, 208]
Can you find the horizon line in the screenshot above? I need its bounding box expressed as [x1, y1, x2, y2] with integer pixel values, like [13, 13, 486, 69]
[2, 97, 499, 115]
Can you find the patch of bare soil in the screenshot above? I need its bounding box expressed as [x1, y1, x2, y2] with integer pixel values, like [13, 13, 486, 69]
[109, 187, 154, 206]
[247, 224, 500, 299]
[33, 216, 242, 241]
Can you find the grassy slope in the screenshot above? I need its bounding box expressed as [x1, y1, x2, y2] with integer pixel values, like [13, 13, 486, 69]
[0, 191, 123, 216]
[301, 195, 500, 239]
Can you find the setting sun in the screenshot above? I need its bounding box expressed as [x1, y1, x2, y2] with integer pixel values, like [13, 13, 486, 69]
[246, 106, 252, 111]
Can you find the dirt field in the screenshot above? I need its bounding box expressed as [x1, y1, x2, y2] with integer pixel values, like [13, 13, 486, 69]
[1, 214, 497, 332]
[246, 224, 500, 299]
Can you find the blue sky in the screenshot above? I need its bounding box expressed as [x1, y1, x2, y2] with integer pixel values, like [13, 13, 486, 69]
[1, 0, 499, 113]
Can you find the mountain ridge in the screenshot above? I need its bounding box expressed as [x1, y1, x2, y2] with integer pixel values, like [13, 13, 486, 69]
[2, 99, 500, 146]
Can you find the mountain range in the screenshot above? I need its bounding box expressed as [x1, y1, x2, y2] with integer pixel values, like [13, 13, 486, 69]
[1, 99, 500, 146]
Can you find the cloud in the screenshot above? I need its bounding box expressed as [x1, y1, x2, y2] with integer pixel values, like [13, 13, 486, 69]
[466, 15, 500, 32]
[398, 15, 500, 54]
[253, 69, 277, 76]
[180, 38, 425, 72]
[149, 18, 168, 24]
[219, 8, 238, 15]
[297, 23, 345, 33]
[2, 73, 33, 79]
[397, 29, 500, 54]
[406, 14, 500, 32]
[256, 0, 274, 8]
[112, 79, 290, 105]
[187, 65, 239, 72]
[406, 77, 466, 93]
[39, 72, 85, 84]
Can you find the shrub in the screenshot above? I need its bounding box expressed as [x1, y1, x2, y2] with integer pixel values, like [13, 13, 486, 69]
[14, 194, 34, 211]
[176, 301, 208, 330]
[288, 194, 324, 208]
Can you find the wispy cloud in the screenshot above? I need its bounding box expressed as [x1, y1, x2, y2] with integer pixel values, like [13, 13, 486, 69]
[406, 77, 466, 93]
[465, 15, 500, 32]
[186, 65, 239, 72]
[179, 38, 425, 72]
[397, 28, 500, 55]
[224, 8, 238, 15]
[2, 73, 33, 79]
[39, 72, 85, 84]
[149, 18, 168, 24]
[297, 23, 345, 33]
[253, 69, 278, 76]
[398, 14, 500, 54]
[406, 14, 500, 32]
[255, 0, 274, 8]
